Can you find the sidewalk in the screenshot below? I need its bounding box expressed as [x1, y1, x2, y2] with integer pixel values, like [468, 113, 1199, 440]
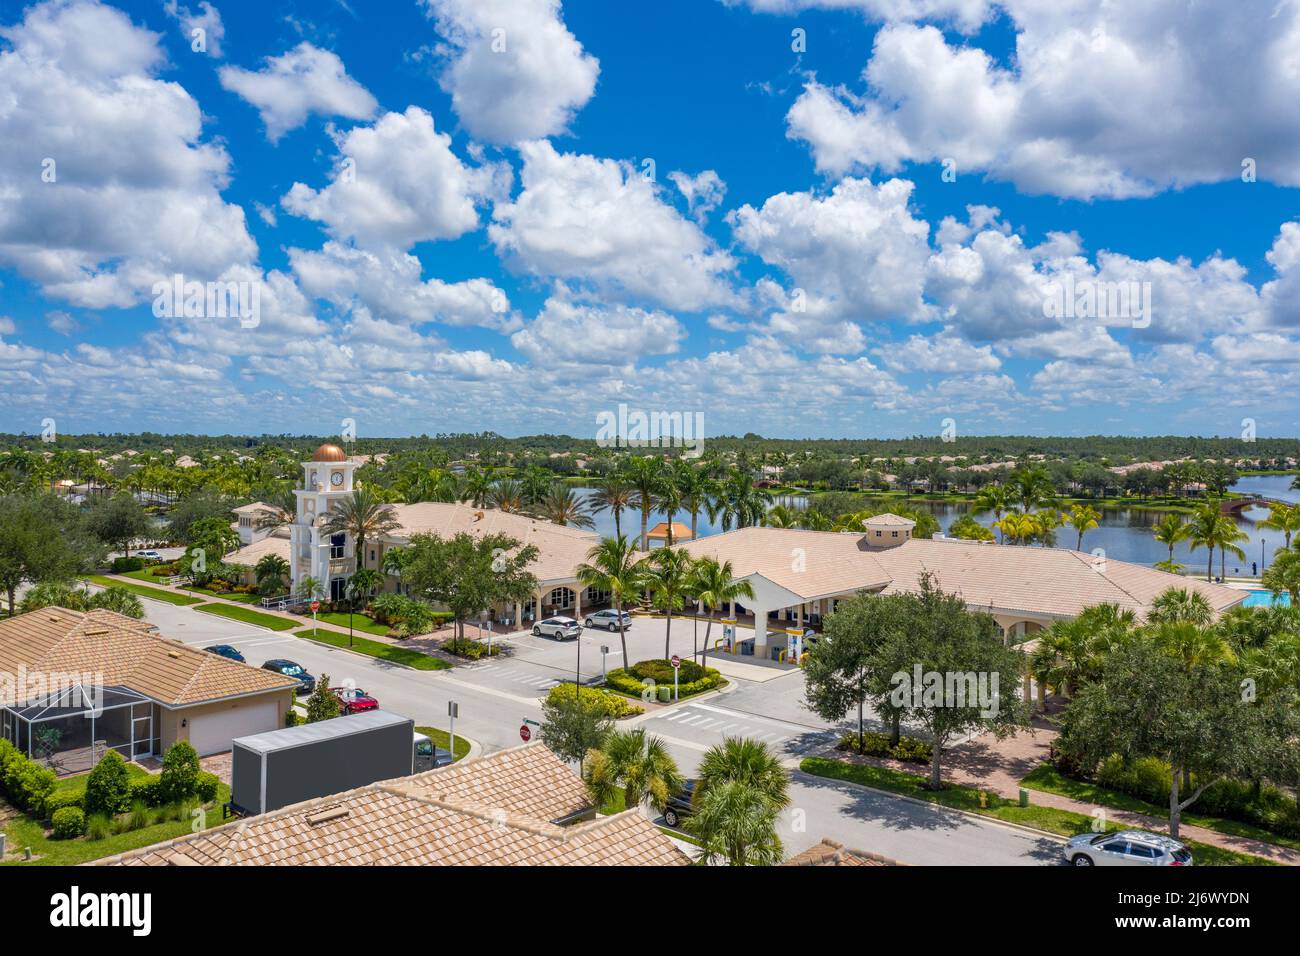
[827, 718, 1300, 865]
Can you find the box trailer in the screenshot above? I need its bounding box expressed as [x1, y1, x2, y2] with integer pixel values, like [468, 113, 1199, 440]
[231, 710, 434, 816]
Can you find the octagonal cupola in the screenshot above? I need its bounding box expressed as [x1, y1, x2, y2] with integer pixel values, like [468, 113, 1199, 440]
[862, 513, 915, 549]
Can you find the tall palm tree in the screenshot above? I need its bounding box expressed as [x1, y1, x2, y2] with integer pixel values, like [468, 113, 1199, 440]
[539, 484, 594, 529]
[320, 488, 401, 577]
[671, 460, 713, 541]
[1262, 548, 1300, 603]
[624, 456, 665, 550]
[518, 464, 554, 505]
[690, 780, 784, 866]
[346, 568, 383, 647]
[646, 548, 694, 660]
[1260, 502, 1300, 549]
[972, 484, 1012, 543]
[254, 553, 290, 596]
[460, 466, 495, 508]
[589, 475, 635, 539]
[489, 478, 526, 513]
[1066, 504, 1100, 551]
[695, 737, 790, 814]
[1152, 513, 1190, 569]
[576, 535, 648, 667]
[1012, 465, 1056, 511]
[583, 729, 683, 816]
[710, 469, 772, 531]
[688, 557, 754, 664]
[1212, 513, 1248, 580]
[1187, 502, 1222, 582]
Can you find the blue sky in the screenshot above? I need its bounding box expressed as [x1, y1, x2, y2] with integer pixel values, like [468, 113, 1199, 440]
[3, 0, 1300, 440]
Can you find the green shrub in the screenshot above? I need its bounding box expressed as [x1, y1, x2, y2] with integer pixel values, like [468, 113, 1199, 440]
[1130, 757, 1172, 805]
[126, 800, 151, 831]
[543, 683, 642, 719]
[18, 763, 57, 817]
[835, 730, 932, 764]
[84, 751, 132, 817]
[51, 806, 85, 839]
[130, 777, 162, 807]
[629, 658, 709, 684]
[43, 788, 85, 818]
[85, 813, 112, 841]
[195, 771, 220, 803]
[441, 637, 500, 660]
[111, 556, 145, 573]
[605, 664, 722, 700]
[159, 741, 200, 803]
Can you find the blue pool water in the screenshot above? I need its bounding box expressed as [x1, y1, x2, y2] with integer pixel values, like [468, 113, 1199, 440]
[1243, 590, 1291, 607]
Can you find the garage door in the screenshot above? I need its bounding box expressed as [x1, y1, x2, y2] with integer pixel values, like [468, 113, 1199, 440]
[188, 699, 279, 756]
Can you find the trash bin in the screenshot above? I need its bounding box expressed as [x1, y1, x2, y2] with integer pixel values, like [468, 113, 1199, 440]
[1019, 788, 1029, 807]
[657, 685, 671, 703]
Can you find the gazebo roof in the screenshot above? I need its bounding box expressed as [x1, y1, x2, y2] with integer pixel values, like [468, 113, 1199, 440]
[646, 521, 693, 541]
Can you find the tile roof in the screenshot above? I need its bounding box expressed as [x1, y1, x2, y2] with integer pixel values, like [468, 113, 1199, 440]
[99, 744, 689, 867]
[0, 608, 300, 707]
[675, 527, 1245, 618]
[784, 839, 899, 866]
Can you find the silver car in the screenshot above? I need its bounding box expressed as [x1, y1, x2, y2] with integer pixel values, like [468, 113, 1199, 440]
[534, 616, 582, 640]
[1065, 830, 1193, 867]
[585, 609, 632, 632]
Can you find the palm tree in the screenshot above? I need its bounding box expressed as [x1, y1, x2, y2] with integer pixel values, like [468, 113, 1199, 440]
[518, 465, 555, 505]
[690, 780, 784, 866]
[1147, 587, 1214, 627]
[1148, 620, 1236, 671]
[763, 504, 800, 528]
[1013, 466, 1056, 511]
[1260, 502, 1300, 549]
[695, 737, 789, 814]
[1213, 513, 1248, 580]
[624, 456, 665, 550]
[688, 557, 754, 664]
[583, 728, 683, 816]
[1066, 504, 1100, 551]
[1187, 503, 1222, 582]
[796, 508, 834, 531]
[575, 535, 648, 667]
[589, 475, 635, 539]
[460, 466, 495, 508]
[487, 478, 525, 513]
[320, 488, 400, 578]
[539, 484, 594, 528]
[646, 548, 694, 661]
[972, 484, 1012, 543]
[1152, 513, 1190, 567]
[1262, 548, 1300, 603]
[297, 575, 324, 602]
[671, 460, 713, 541]
[346, 568, 383, 647]
[710, 470, 772, 531]
[254, 553, 290, 596]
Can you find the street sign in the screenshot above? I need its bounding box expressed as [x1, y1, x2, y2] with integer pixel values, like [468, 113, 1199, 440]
[671, 655, 681, 669]
[519, 724, 531, 742]
[310, 601, 320, 613]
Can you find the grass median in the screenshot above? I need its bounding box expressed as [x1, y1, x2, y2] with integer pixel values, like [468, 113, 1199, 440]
[799, 757, 1275, 867]
[86, 575, 201, 606]
[193, 603, 298, 630]
[415, 725, 471, 761]
[295, 628, 450, 670]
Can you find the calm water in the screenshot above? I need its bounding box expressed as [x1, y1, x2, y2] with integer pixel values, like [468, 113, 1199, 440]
[571, 476, 1297, 571]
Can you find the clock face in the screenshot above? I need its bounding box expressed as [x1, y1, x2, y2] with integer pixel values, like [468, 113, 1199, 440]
[330, 472, 344, 487]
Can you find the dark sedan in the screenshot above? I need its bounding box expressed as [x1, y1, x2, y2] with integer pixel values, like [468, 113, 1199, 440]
[262, 659, 316, 694]
[203, 644, 245, 663]
[662, 780, 697, 830]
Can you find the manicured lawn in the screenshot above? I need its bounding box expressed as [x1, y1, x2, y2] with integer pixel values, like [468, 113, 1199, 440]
[86, 575, 201, 606]
[1021, 764, 1300, 853]
[53, 762, 152, 794]
[313, 611, 393, 636]
[2, 783, 233, 867]
[799, 757, 1275, 866]
[295, 628, 450, 670]
[193, 603, 297, 630]
[188, 587, 261, 604]
[415, 726, 470, 761]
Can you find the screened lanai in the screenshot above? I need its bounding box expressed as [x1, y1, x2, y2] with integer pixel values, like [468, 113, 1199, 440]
[0, 683, 155, 775]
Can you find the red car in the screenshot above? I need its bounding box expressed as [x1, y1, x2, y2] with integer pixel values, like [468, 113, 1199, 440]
[332, 686, 379, 715]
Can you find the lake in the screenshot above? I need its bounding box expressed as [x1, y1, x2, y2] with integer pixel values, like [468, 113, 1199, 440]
[573, 475, 1297, 572]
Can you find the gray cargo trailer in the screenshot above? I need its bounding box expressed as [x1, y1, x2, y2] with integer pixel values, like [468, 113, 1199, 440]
[231, 710, 420, 816]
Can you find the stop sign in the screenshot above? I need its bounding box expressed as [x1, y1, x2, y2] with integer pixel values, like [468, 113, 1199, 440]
[671, 655, 681, 669]
[520, 724, 531, 742]
[310, 601, 320, 613]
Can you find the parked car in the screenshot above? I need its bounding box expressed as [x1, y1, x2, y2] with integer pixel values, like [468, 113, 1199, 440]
[534, 616, 582, 640]
[662, 780, 697, 829]
[262, 659, 316, 695]
[1065, 831, 1193, 867]
[204, 644, 245, 663]
[585, 609, 633, 632]
[333, 686, 379, 715]
[413, 732, 454, 772]
[133, 549, 164, 561]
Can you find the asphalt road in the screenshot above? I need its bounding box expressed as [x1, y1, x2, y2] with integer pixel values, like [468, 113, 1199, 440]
[121, 594, 1063, 864]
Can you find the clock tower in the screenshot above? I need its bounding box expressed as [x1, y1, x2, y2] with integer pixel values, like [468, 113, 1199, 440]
[289, 443, 360, 601]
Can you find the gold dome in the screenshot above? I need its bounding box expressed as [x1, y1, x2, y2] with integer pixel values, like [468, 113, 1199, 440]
[312, 443, 347, 462]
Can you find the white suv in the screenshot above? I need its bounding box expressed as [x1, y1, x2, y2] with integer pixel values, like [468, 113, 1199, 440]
[585, 609, 632, 632]
[534, 616, 582, 640]
[1065, 831, 1192, 866]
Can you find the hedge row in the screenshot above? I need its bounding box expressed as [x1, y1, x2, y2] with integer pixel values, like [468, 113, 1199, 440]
[605, 663, 723, 700]
[836, 730, 932, 764]
[544, 683, 643, 719]
[441, 637, 501, 660]
[0, 738, 57, 818]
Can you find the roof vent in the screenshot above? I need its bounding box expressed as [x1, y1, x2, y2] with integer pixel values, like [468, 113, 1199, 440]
[167, 650, 182, 659]
[306, 806, 350, 826]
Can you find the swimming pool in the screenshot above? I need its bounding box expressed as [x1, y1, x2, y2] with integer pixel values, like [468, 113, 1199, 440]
[1242, 589, 1291, 607]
